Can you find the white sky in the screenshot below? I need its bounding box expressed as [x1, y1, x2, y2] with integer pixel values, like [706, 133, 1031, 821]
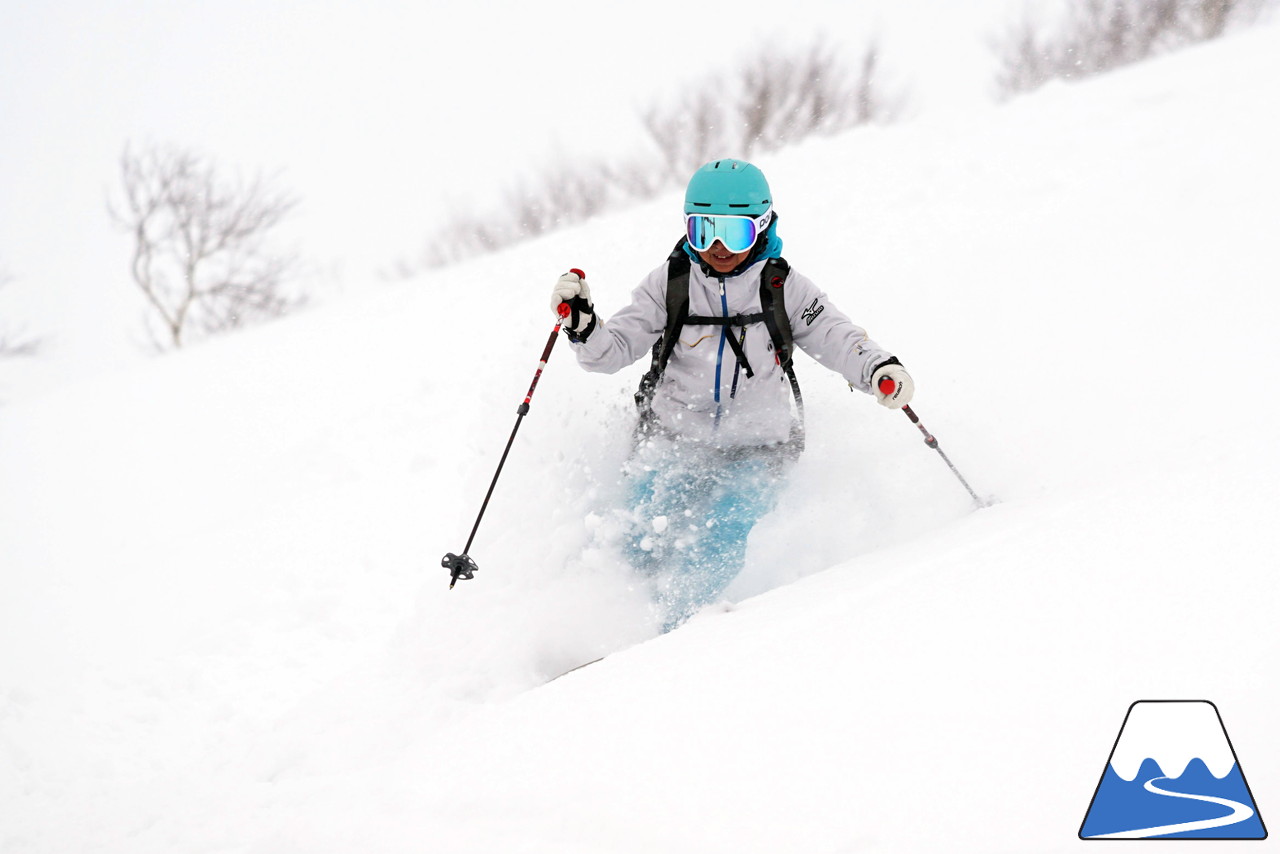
[0, 0, 1019, 392]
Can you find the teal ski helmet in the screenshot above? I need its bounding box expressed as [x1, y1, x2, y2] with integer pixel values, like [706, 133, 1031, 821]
[683, 159, 772, 217]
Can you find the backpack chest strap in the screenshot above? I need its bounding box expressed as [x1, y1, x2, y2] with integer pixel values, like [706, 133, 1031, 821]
[683, 312, 768, 327]
[685, 313, 767, 378]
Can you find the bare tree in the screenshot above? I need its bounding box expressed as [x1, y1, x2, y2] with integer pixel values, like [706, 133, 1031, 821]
[644, 36, 906, 171]
[401, 34, 910, 275]
[640, 84, 734, 182]
[993, 0, 1277, 100]
[415, 204, 516, 269]
[0, 267, 43, 359]
[109, 143, 302, 350]
[504, 156, 615, 238]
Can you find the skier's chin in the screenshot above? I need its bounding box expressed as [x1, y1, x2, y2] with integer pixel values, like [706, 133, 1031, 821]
[697, 244, 748, 274]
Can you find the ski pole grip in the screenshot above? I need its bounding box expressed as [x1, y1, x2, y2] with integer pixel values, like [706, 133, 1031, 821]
[878, 376, 896, 396]
[557, 269, 586, 320]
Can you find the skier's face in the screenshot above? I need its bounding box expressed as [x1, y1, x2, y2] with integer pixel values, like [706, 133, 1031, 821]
[697, 239, 750, 275]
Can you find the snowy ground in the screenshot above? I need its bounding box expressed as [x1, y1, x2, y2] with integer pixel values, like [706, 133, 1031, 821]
[3, 21, 1280, 854]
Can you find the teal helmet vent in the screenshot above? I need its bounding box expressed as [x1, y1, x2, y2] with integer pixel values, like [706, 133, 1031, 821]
[683, 159, 773, 216]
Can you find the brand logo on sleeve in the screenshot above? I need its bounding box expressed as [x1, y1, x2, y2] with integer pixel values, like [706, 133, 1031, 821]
[801, 298, 824, 326]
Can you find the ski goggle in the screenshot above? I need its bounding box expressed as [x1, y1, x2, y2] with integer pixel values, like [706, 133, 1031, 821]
[685, 210, 773, 254]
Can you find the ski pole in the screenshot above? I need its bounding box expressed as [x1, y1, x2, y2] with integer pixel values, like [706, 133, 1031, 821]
[442, 278, 578, 588]
[878, 376, 989, 508]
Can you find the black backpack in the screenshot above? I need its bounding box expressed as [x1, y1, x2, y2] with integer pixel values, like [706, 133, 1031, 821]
[634, 241, 805, 450]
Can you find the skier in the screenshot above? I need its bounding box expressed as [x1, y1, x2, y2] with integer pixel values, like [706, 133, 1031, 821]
[550, 158, 913, 631]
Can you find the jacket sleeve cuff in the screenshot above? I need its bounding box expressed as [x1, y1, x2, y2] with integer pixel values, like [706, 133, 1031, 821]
[870, 356, 901, 374]
[564, 313, 597, 344]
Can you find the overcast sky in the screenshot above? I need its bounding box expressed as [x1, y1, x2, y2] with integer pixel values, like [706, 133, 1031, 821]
[0, 0, 1018, 392]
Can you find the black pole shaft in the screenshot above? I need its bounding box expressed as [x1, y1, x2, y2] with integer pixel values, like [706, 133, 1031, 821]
[462, 416, 522, 557]
[460, 321, 563, 558]
[901, 404, 983, 505]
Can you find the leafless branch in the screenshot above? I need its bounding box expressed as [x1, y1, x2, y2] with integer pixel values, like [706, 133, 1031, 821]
[109, 143, 303, 350]
[0, 267, 44, 359]
[992, 0, 1277, 99]
[399, 34, 910, 275]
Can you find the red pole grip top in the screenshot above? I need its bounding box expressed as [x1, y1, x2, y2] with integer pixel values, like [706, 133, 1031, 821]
[569, 268, 586, 279]
[878, 376, 897, 396]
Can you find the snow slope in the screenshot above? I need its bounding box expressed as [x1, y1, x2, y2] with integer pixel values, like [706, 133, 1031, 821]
[3, 23, 1280, 854]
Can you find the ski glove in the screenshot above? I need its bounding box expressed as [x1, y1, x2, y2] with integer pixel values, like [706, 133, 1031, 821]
[871, 360, 914, 409]
[551, 269, 596, 343]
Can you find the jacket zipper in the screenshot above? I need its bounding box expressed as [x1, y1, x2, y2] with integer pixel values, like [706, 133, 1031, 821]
[713, 277, 728, 428]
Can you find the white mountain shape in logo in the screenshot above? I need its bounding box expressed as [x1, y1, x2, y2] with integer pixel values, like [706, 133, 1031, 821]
[1110, 701, 1236, 781]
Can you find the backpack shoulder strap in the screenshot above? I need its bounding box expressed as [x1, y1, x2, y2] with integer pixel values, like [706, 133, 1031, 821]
[634, 241, 691, 418]
[758, 256, 805, 447]
[657, 241, 691, 375]
[757, 256, 793, 370]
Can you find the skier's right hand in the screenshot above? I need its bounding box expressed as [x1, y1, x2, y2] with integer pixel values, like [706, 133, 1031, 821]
[871, 361, 914, 409]
[551, 269, 595, 342]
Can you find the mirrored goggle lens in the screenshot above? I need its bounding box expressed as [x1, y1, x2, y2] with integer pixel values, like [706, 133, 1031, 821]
[686, 215, 760, 253]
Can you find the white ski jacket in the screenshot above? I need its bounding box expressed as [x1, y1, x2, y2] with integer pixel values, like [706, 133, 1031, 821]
[570, 254, 896, 447]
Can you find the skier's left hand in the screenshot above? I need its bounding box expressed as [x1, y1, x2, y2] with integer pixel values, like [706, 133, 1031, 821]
[551, 269, 596, 342]
[872, 361, 914, 409]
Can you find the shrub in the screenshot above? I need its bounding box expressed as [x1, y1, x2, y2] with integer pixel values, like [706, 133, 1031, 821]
[406, 35, 907, 272]
[993, 0, 1276, 99]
